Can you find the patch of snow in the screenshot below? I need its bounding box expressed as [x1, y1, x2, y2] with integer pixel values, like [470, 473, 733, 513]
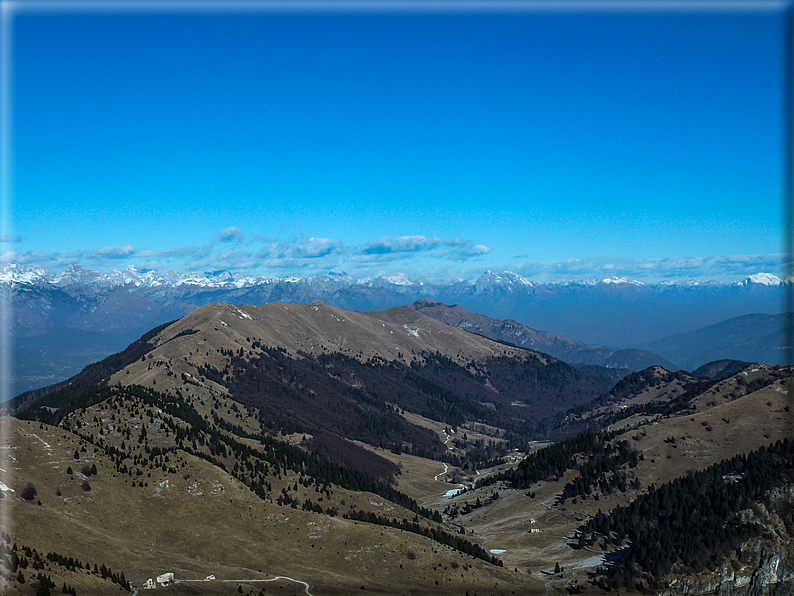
[0, 482, 13, 492]
[403, 325, 420, 338]
[489, 549, 506, 554]
[380, 273, 415, 286]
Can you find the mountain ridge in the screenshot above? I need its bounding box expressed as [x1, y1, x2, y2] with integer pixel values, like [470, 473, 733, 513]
[3, 262, 788, 292]
[9, 301, 607, 452]
[407, 298, 675, 372]
[641, 312, 792, 370]
[5, 263, 789, 396]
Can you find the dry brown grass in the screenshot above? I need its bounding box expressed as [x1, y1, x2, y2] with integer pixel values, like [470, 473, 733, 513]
[3, 415, 543, 595]
[108, 302, 538, 397]
[13, 327, 792, 596]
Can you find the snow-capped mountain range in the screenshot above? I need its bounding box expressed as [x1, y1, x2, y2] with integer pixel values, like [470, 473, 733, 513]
[2, 263, 787, 293]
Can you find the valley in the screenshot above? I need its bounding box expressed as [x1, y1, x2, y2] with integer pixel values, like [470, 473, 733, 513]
[1, 299, 792, 595]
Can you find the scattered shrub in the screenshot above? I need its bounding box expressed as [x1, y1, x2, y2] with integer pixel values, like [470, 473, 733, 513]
[20, 483, 37, 501]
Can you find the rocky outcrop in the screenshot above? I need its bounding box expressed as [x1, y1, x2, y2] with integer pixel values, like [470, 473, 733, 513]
[661, 484, 794, 595]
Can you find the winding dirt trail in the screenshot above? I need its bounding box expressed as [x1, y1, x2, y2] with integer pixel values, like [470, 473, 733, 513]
[434, 462, 450, 482]
[223, 576, 313, 595]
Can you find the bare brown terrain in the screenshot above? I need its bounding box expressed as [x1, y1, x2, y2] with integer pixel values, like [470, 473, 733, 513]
[2, 301, 792, 596]
[0, 412, 538, 595]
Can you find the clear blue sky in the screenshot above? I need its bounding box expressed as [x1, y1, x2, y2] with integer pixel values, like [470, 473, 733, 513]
[3, 1, 788, 282]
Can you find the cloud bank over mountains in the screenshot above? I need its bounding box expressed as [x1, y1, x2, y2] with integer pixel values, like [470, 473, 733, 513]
[1, 226, 788, 284]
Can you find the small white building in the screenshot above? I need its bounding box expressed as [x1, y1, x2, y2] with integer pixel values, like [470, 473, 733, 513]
[143, 578, 156, 589]
[157, 572, 175, 585]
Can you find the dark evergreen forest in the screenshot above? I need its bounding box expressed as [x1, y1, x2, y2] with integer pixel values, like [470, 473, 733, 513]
[585, 438, 794, 591]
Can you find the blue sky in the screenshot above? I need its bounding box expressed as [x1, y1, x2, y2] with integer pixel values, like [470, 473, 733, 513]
[2, 1, 789, 282]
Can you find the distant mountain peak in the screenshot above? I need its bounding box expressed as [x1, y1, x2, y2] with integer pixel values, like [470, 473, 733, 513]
[600, 275, 645, 286]
[474, 270, 535, 293]
[0, 262, 49, 284]
[741, 272, 783, 286]
[382, 272, 415, 286]
[412, 298, 444, 308]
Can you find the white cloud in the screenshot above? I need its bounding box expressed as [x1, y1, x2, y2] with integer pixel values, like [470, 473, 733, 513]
[10, 223, 782, 284]
[360, 236, 491, 262]
[87, 245, 137, 259]
[289, 237, 344, 259]
[213, 226, 245, 244]
[446, 242, 492, 259]
[363, 236, 442, 255]
[511, 254, 789, 283]
[258, 237, 345, 260]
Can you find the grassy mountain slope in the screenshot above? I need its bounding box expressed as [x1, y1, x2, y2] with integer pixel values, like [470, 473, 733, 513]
[11, 302, 604, 454]
[4, 385, 538, 595]
[5, 301, 792, 595]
